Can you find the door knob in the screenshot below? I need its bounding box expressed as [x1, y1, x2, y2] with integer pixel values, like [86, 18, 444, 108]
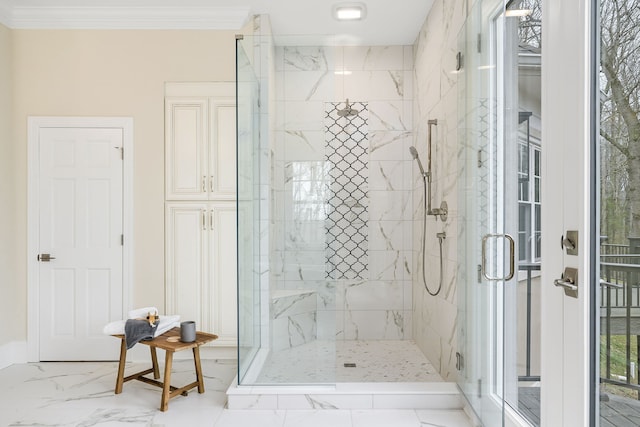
[37, 253, 56, 262]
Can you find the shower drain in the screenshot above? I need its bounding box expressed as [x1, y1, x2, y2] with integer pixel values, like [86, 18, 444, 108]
[343, 363, 357, 368]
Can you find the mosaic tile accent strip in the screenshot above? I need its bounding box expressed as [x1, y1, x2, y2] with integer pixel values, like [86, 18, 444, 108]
[325, 101, 369, 280]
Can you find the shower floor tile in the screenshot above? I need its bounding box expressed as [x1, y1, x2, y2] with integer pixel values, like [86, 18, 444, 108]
[256, 340, 442, 383]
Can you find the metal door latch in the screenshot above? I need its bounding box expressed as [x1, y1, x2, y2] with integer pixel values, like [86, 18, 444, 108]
[37, 253, 56, 262]
[554, 267, 578, 298]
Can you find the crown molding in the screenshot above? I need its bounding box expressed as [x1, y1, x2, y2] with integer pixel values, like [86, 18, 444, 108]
[0, 1, 11, 27]
[0, 3, 251, 30]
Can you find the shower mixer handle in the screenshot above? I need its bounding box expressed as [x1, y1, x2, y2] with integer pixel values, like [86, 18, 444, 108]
[428, 201, 448, 222]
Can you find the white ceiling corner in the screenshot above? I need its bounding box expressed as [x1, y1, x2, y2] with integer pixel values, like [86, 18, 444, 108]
[2, 0, 251, 30]
[0, 0, 433, 46]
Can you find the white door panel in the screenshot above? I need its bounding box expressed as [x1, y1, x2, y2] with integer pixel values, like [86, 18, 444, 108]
[165, 99, 209, 200]
[165, 202, 209, 329]
[211, 101, 237, 199]
[541, 0, 594, 424]
[210, 202, 238, 346]
[38, 127, 124, 361]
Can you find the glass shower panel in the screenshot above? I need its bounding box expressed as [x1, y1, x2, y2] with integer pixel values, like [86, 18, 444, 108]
[266, 41, 339, 385]
[458, 0, 513, 425]
[236, 36, 261, 384]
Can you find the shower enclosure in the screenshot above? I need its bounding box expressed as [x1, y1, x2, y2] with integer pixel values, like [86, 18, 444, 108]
[235, 31, 434, 387]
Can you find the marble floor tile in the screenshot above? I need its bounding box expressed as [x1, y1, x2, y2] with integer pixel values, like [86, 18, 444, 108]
[0, 357, 473, 427]
[283, 409, 352, 427]
[351, 409, 422, 427]
[214, 409, 287, 427]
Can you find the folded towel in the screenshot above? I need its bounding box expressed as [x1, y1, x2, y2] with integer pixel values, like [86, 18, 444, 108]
[124, 319, 158, 349]
[128, 307, 159, 320]
[103, 314, 181, 337]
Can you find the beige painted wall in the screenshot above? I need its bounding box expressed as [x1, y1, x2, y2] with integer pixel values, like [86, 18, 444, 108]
[10, 29, 236, 343]
[0, 23, 17, 345]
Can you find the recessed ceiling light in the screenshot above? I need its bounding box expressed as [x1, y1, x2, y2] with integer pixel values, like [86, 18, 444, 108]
[333, 3, 367, 21]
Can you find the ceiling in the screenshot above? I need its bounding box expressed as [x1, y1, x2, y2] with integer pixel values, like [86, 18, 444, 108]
[0, 0, 434, 46]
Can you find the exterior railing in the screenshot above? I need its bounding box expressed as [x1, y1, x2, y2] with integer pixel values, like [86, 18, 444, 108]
[519, 262, 541, 382]
[600, 245, 640, 399]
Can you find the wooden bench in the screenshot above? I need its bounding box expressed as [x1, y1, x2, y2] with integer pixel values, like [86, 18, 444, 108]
[113, 327, 218, 411]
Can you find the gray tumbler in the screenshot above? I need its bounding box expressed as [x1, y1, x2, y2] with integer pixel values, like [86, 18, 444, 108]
[180, 321, 196, 343]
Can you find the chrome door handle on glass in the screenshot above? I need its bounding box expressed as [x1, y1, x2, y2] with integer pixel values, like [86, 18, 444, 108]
[481, 234, 515, 281]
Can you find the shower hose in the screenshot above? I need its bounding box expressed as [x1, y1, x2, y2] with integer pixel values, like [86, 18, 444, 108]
[420, 176, 445, 296]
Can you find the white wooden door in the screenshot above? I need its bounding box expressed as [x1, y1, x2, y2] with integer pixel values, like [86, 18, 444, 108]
[38, 127, 124, 361]
[165, 202, 238, 345]
[209, 99, 237, 201]
[209, 201, 238, 346]
[165, 98, 209, 200]
[541, 0, 594, 424]
[165, 202, 209, 331]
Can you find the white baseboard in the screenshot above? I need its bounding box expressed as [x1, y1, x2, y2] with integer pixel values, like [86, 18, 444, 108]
[0, 341, 28, 369]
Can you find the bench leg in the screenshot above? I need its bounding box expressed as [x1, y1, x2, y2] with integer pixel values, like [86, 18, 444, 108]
[115, 338, 127, 394]
[160, 350, 174, 412]
[193, 346, 205, 394]
[150, 347, 160, 379]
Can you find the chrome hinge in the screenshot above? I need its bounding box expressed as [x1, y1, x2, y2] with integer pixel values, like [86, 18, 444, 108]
[477, 33, 482, 53]
[478, 379, 482, 398]
[456, 352, 464, 371]
[121, 234, 124, 246]
[477, 149, 483, 168]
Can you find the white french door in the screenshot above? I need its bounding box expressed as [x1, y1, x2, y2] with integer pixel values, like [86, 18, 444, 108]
[541, 0, 595, 425]
[29, 118, 133, 361]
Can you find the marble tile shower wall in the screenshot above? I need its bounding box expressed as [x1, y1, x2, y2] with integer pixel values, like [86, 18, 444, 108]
[412, 0, 469, 381]
[271, 45, 415, 343]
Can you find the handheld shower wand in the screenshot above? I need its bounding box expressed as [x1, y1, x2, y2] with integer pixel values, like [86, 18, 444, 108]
[409, 146, 425, 176]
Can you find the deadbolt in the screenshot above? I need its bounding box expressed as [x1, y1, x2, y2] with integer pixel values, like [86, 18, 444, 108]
[561, 230, 579, 255]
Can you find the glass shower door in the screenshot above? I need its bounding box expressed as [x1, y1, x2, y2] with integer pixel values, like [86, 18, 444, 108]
[458, 0, 516, 425]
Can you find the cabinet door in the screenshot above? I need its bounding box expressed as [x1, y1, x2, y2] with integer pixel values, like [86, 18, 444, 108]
[165, 203, 210, 328]
[209, 201, 238, 346]
[209, 99, 237, 200]
[166, 98, 209, 200]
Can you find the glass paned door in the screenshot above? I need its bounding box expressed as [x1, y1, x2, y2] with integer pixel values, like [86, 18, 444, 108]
[598, 0, 640, 423]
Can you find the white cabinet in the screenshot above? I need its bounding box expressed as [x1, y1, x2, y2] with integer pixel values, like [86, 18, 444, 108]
[165, 85, 236, 201]
[164, 82, 237, 346]
[165, 201, 237, 346]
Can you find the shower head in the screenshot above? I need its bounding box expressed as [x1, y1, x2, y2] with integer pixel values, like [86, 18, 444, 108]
[409, 146, 426, 176]
[337, 98, 359, 117]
